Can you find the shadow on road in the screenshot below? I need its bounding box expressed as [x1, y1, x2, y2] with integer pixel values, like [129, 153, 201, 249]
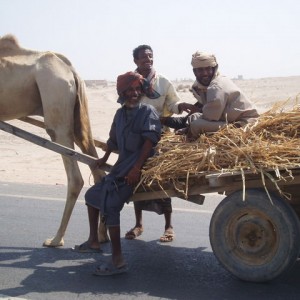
[1, 239, 300, 300]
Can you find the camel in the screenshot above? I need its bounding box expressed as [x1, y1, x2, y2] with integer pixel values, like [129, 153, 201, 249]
[0, 34, 108, 247]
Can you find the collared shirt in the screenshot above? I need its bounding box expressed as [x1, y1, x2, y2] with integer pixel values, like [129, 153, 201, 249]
[107, 103, 161, 178]
[191, 75, 259, 122]
[141, 73, 182, 117]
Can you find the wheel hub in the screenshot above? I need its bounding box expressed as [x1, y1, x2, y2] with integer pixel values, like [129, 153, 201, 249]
[228, 209, 278, 265]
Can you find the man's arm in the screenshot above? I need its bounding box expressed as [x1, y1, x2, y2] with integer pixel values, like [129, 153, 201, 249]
[125, 138, 154, 186]
[178, 102, 202, 114]
[163, 80, 182, 115]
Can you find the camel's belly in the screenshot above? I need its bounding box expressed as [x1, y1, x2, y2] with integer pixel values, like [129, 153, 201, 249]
[0, 68, 42, 120]
[0, 53, 76, 122]
[0, 85, 42, 121]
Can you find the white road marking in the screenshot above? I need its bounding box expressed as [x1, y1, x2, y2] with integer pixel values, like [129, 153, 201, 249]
[0, 193, 213, 214]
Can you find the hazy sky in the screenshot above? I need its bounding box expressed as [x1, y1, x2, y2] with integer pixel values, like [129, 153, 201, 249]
[1, 0, 300, 80]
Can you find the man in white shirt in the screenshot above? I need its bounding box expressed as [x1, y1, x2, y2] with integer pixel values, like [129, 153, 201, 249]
[125, 44, 183, 242]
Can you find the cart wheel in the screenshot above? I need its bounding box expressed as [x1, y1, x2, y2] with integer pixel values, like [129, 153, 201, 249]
[209, 188, 300, 282]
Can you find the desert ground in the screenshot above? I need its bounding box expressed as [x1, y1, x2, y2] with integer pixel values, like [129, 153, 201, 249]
[1, 76, 300, 187]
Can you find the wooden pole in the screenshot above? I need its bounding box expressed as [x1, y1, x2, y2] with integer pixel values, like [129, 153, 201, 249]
[19, 116, 108, 151]
[0, 121, 111, 172]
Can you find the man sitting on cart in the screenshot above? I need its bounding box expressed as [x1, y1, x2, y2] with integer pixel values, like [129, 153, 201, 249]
[161, 51, 259, 140]
[74, 71, 161, 276]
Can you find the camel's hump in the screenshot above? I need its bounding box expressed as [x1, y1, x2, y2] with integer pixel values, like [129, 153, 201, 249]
[0, 34, 72, 67]
[0, 34, 20, 50]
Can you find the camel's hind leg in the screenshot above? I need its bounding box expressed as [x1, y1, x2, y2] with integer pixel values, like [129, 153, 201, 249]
[43, 130, 84, 246]
[41, 126, 84, 247]
[43, 153, 84, 247]
[35, 54, 85, 247]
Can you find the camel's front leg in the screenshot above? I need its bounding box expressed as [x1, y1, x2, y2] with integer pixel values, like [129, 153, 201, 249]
[43, 156, 83, 247]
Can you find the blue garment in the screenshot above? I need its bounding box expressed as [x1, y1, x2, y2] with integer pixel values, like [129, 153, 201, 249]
[85, 103, 161, 226]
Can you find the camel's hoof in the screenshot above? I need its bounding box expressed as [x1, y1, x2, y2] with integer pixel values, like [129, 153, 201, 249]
[43, 238, 64, 247]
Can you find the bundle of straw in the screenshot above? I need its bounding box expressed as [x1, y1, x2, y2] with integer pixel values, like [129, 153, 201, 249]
[137, 102, 300, 198]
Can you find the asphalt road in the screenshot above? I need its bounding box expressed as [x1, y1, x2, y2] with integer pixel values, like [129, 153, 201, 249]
[1, 181, 300, 300]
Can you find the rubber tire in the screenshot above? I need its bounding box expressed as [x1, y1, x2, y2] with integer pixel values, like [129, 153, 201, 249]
[209, 188, 300, 282]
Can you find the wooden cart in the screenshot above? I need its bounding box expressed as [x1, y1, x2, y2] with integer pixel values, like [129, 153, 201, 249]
[132, 167, 300, 283]
[1, 118, 300, 283]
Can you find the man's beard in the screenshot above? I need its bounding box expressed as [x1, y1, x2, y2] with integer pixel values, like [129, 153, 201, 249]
[198, 76, 213, 86]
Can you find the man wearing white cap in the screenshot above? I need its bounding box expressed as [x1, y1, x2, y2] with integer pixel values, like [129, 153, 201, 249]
[176, 51, 259, 139]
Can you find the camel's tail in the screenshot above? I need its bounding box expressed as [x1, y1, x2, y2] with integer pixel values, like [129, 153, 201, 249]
[70, 67, 105, 182]
[73, 71, 98, 159]
[52, 53, 95, 155]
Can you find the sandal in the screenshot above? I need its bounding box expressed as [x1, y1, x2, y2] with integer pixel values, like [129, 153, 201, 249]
[73, 241, 102, 253]
[160, 229, 175, 243]
[93, 263, 128, 276]
[125, 227, 143, 240]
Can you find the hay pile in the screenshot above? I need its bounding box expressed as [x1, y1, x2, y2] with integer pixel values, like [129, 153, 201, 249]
[137, 102, 300, 198]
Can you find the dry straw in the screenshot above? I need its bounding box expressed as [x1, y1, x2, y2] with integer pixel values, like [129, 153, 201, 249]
[136, 101, 300, 199]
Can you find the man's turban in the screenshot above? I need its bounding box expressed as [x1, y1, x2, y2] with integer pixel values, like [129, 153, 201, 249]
[191, 51, 218, 69]
[116, 71, 144, 96]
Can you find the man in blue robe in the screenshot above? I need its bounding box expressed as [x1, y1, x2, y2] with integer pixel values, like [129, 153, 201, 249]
[76, 72, 161, 276]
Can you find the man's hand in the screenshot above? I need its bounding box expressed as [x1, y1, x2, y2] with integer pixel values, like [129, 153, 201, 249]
[178, 102, 201, 114]
[125, 138, 154, 185]
[125, 166, 141, 185]
[95, 157, 107, 168]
